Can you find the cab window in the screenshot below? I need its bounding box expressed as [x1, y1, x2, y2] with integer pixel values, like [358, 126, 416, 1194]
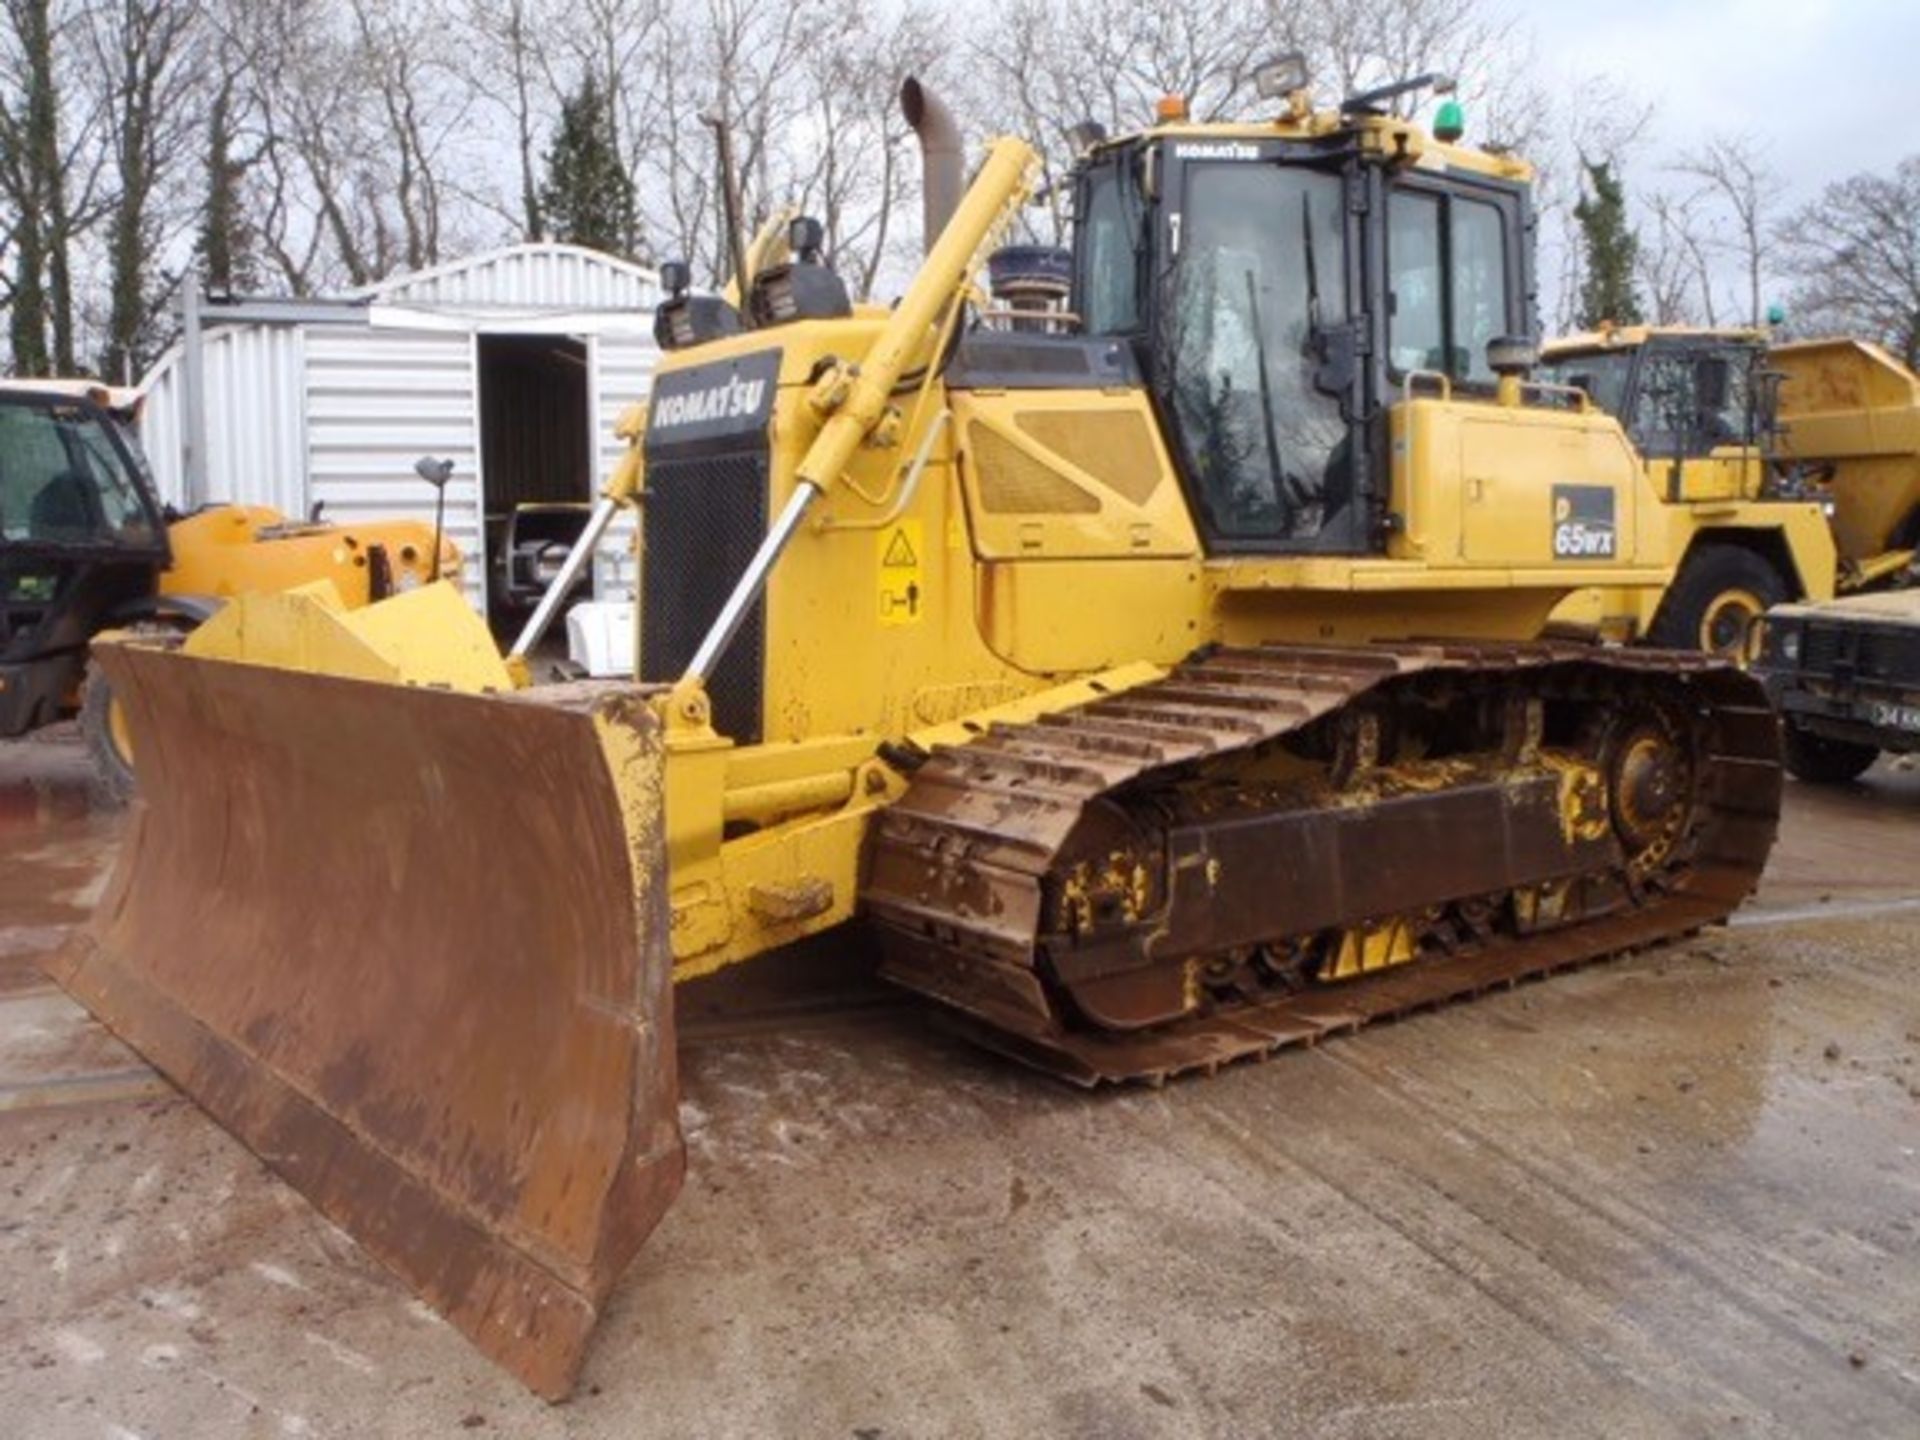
[1164, 163, 1350, 544]
[1387, 188, 1514, 383]
[1077, 162, 1144, 335]
[1635, 346, 1752, 455]
[0, 401, 159, 547]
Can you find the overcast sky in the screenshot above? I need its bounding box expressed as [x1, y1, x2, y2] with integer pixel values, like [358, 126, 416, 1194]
[1508, 0, 1919, 200]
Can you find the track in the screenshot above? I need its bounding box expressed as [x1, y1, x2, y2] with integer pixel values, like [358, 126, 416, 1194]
[864, 642, 1783, 1084]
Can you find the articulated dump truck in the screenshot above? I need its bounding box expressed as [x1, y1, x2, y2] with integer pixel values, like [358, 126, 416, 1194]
[1537, 327, 1920, 651]
[49, 68, 1785, 1397]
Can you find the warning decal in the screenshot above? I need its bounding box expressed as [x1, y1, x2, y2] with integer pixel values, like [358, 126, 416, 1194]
[877, 519, 924, 626]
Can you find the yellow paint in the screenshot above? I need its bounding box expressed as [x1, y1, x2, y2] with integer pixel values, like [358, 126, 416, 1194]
[130, 111, 1834, 996]
[182, 581, 515, 692]
[162, 504, 460, 605]
[1325, 919, 1419, 981]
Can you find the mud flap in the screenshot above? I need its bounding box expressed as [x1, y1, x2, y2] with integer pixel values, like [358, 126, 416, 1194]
[47, 642, 684, 1399]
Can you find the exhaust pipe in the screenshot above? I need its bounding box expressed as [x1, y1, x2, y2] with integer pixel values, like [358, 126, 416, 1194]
[900, 77, 962, 255]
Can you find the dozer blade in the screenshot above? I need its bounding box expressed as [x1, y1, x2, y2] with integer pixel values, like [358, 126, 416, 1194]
[47, 641, 684, 1399]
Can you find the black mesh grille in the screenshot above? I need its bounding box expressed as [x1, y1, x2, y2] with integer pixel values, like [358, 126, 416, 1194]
[1798, 620, 1920, 683]
[641, 450, 769, 743]
[1802, 624, 1842, 674]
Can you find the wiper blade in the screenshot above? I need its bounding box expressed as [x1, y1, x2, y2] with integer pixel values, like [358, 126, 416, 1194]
[1301, 190, 1323, 338]
[1242, 266, 1290, 520]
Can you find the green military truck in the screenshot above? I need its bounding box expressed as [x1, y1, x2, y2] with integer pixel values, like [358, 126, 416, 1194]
[1752, 586, 1920, 781]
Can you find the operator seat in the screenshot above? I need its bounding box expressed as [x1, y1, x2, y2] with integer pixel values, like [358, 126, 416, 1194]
[30, 471, 101, 541]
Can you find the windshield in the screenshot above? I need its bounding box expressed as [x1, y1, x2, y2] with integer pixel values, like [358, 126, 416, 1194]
[0, 398, 160, 549]
[1164, 163, 1349, 543]
[1538, 350, 1636, 417]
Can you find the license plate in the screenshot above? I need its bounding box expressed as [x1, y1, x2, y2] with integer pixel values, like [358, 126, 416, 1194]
[1868, 701, 1920, 733]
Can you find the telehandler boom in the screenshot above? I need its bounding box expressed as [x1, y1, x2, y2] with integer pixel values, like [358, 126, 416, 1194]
[52, 68, 1783, 1397]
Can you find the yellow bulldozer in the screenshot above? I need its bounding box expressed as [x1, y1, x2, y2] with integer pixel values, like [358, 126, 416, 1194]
[52, 65, 1789, 1397]
[0, 379, 460, 800]
[1538, 325, 1920, 651]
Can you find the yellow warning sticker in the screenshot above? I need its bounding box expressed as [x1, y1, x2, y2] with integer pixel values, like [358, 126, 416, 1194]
[877, 519, 924, 626]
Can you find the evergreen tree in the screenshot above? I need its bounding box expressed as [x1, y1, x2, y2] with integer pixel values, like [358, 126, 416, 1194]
[538, 76, 635, 255]
[196, 79, 259, 296]
[1574, 159, 1645, 329]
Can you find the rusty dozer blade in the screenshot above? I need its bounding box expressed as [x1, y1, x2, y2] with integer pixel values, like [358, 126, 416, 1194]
[47, 641, 684, 1399]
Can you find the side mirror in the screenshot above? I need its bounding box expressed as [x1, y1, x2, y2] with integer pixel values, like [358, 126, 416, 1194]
[414, 456, 455, 488]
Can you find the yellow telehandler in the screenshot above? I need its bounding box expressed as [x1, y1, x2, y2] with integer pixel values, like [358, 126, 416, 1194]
[52, 65, 1788, 1397]
[0, 379, 461, 800]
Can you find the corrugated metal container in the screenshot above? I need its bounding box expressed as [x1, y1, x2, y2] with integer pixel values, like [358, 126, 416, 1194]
[141, 325, 308, 514]
[132, 244, 664, 619]
[304, 330, 485, 608]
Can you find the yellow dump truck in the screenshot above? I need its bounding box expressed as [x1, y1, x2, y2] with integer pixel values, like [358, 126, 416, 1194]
[52, 67, 1789, 1396]
[1540, 327, 1920, 651]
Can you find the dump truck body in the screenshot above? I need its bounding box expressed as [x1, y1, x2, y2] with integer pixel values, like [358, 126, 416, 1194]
[1771, 337, 1920, 567]
[55, 77, 1787, 1397]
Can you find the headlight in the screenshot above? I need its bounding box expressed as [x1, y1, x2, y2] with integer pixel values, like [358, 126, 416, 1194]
[1780, 629, 1801, 662]
[533, 554, 567, 584]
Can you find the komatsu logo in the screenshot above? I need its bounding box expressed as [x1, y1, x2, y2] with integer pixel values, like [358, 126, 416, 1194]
[1551, 484, 1618, 559]
[1174, 142, 1260, 161]
[651, 375, 767, 429]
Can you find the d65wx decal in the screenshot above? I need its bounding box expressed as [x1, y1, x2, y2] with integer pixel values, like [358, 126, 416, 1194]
[1552, 484, 1617, 559]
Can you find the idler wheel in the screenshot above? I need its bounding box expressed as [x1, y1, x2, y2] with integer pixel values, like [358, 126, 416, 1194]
[1607, 715, 1691, 873]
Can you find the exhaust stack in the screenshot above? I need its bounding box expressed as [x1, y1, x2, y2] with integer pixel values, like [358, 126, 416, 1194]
[901, 77, 962, 255]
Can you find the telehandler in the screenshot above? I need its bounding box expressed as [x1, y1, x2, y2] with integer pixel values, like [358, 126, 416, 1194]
[52, 65, 1785, 1397]
[0, 379, 460, 799]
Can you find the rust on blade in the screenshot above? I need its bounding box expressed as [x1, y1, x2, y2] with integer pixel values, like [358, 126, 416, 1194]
[45, 643, 684, 1400]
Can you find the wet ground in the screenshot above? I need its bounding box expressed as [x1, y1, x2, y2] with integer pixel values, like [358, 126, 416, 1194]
[1, 726, 1917, 1438]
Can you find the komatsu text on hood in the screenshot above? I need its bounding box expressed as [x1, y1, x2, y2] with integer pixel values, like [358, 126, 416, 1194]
[645, 349, 781, 455]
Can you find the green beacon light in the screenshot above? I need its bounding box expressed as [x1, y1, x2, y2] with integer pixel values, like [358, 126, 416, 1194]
[1434, 97, 1465, 142]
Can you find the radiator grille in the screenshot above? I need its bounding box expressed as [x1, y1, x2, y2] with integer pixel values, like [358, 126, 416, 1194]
[641, 449, 768, 744]
[1797, 620, 1920, 684]
[970, 423, 1101, 514]
[1014, 410, 1162, 505]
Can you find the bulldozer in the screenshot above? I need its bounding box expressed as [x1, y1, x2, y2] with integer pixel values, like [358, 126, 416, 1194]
[0, 379, 460, 800]
[1538, 325, 1920, 652]
[50, 65, 1785, 1398]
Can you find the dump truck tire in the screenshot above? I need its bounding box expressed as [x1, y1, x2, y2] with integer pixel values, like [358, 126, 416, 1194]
[47, 640, 685, 1398]
[1649, 545, 1790, 658]
[1783, 723, 1879, 784]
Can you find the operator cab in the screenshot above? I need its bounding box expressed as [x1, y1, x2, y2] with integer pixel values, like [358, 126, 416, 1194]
[1067, 64, 1533, 555]
[0, 386, 170, 734]
[1539, 329, 1768, 460]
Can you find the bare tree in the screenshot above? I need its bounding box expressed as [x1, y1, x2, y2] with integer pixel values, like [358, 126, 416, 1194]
[1, 0, 85, 373]
[83, 0, 207, 381]
[961, 0, 1268, 245]
[1776, 156, 1920, 368]
[458, 0, 562, 240]
[788, 0, 944, 297]
[1674, 133, 1778, 327]
[1637, 189, 1716, 326]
